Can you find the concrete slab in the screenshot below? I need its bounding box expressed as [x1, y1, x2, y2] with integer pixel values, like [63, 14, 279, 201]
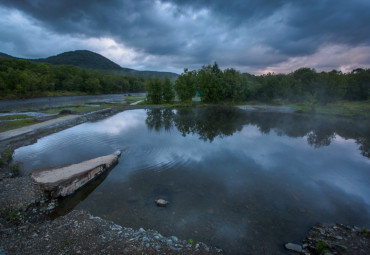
[31, 151, 121, 198]
[0, 115, 79, 142]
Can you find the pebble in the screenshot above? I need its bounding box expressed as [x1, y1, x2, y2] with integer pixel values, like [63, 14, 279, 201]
[284, 243, 302, 253]
[142, 237, 150, 242]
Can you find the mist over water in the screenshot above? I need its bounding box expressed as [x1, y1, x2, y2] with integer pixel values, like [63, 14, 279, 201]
[14, 107, 370, 254]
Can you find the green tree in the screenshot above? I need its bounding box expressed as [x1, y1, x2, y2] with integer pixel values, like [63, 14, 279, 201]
[146, 77, 162, 104]
[222, 68, 245, 102]
[162, 77, 175, 103]
[197, 63, 224, 103]
[84, 77, 101, 93]
[174, 69, 197, 102]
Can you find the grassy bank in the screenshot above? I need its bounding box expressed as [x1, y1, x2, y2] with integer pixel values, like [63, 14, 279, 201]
[0, 117, 38, 133]
[0, 91, 90, 100]
[284, 100, 370, 118]
[141, 98, 370, 118]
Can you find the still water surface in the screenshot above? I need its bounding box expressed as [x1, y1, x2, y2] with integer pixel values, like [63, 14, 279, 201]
[14, 107, 370, 254]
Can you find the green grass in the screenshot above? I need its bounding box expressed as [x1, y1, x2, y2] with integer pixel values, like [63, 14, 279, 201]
[361, 227, 369, 234]
[60, 241, 70, 248]
[10, 163, 20, 177]
[282, 100, 370, 118]
[0, 91, 88, 100]
[0, 118, 38, 133]
[3, 148, 14, 162]
[0, 208, 26, 223]
[40, 106, 100, 114]
[138, 99, 203, 107]
[39, 102, 130, 114]
[0, 114, 32, 120]
[0, 101, 133, 132]
[315, 240, 330, 254]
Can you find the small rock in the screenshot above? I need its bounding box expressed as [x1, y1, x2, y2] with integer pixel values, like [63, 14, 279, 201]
[142, 236, 150, 242]
[284, 243, 302, 253]
[59, 109, 74, 115]
[155, 198, 169, 207]
[318, 228, 325, 235]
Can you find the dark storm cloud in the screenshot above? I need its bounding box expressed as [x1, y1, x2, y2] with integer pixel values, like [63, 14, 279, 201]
[1, 0, 370, 72]
[167, 0, 370, 55]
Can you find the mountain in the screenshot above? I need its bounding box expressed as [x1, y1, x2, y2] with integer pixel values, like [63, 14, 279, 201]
[0, 50, 178, 80]
[0, 52, 17, 59]
[35, 50, 178, 79]
[34, 50, 122, 70]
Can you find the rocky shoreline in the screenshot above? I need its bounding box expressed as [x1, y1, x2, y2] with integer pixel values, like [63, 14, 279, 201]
[1, 210, 222, 255]
[285, 223, 370, 255]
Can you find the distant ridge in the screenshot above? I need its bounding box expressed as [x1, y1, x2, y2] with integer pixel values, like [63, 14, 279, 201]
[0, 50, 178, 79]
[0, 52, 17, 59]
[34, 50, 122, 70]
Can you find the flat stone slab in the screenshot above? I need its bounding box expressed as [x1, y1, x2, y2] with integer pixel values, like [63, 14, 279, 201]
[31, 151, 121, 198]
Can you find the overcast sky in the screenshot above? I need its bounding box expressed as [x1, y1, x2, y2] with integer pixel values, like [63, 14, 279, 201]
[1, 0, 370, 74]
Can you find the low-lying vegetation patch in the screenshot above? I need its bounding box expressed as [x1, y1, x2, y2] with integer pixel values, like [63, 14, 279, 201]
[315, 240, 330, 254]
[0, 118, 38, 133]
[0, 114, 32, 120]
[0, 208, 26, 224]
[285, 100, 370, 118]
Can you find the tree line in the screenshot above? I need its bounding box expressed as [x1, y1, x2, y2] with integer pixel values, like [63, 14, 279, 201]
[145, 77, 175, 104]
[170, 63, 370, 104]
[0, 58, 145, 98]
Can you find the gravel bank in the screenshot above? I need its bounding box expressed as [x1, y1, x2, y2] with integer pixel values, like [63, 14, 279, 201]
[0, 176, 45, 212]
[0, 210, 222, 255]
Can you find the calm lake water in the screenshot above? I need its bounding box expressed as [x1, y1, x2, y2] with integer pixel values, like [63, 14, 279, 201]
[14, 106, 370, 254]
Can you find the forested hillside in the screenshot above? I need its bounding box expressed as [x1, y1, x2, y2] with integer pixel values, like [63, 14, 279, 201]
[1, 50, 179, 80]
[0, 58, 145, 98]
[33, 50, 122, 70]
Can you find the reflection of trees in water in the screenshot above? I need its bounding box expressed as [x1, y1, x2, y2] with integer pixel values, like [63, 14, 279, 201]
[145, 106, 370, 158]
[307, 130, 336, 148]
[145, 108, 175, 132]
[146, 107, 244, 142]
[357, 137, 370, 158]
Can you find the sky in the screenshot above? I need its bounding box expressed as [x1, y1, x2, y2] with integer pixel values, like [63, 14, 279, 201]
[1, 0, 370, 74]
